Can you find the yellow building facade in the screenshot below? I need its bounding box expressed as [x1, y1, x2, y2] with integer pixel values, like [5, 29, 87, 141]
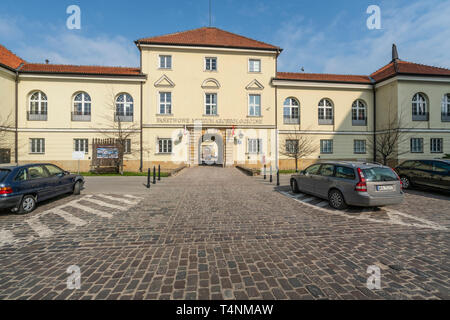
[1, 28, 449, 172]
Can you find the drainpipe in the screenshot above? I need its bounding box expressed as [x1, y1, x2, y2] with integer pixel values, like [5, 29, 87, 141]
[372, 83, 377, 163]
[140, 80, 143, 172]
[14, 69, 19, 165]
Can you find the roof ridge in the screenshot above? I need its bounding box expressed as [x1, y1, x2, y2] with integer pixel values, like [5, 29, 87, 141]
[211, 27, 281, 50]
[278, 71, 369, 77]
[398, 59, 450, 71]
[136, 26, 208, 42]
[24, 62, 139, 69]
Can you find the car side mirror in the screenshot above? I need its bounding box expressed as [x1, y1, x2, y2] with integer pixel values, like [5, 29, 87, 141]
[300, 170, 306, 175]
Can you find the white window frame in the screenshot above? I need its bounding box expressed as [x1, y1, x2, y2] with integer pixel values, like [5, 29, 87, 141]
[286, 139, 299, 153]
[412, 93, 427, 116]
[159, 92, 172, 115]
[30, 138, 45, 154]
[73, 92, 91, 115]
[430, 138, 443, 154]
[247, 139, 262, 154]
[204, 93, 218, 116]
[116, 93, 134, 116]
[248, 94, 261, 117]
[205, 57, 217, 71]
[318, 98, 334, 120]
[29, 91, 48, 114]
[320, 140, 333, 154]
[352, 100, 366, 121]
[158, 138, 172, 154]
[159, 55, 172, 69]
[442, 94, 450, 116]
[411, 138, 424, 153]
[354, 140, 366, 154]
[283, 98, 300, 124]
[74, 139, 89, 154]
[248, 59, 261, 73]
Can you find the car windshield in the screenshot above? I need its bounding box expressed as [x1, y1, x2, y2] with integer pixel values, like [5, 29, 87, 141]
[0, 169, 11, 182]
[362, 167, 398, 182]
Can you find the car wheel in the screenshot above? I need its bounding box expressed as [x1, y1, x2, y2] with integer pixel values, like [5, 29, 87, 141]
[290, 179, 300, 193]
[400, 176, 411, 189]
[18, 195, 37, 214]
[328, 189, 348, 210]
[73, 181, 81, 195]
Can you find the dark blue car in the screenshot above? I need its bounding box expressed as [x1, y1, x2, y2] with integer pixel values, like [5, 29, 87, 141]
[0, 163, 84, 214]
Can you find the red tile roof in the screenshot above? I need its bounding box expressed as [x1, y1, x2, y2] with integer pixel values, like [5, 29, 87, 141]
[20, 63, 144, 76]
[276, 72, 372, 84]
[0, 44, 25, 70]
[136, 27, 281, 51]
[371, 60, 450, 82]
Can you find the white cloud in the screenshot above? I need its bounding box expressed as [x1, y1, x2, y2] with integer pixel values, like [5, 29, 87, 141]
[274, 0, 450, 75]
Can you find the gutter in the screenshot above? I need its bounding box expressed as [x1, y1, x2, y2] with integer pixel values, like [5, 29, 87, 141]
[370, 77, 377, 162]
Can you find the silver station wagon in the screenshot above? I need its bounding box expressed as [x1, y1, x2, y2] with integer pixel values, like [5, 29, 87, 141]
[290, 161, 404, 209]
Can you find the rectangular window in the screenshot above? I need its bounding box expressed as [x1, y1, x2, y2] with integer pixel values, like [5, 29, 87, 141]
[354, 140, 366, 154]
[159, 55, 172, 69]
[430, 138, 443, 153]
[248, 139, 262, 154]
[159, 92, 172, 114]
[411, 138, 424, 153]
[248, 94, 261, 116]
[205, 57, 217, 71]
[285, 140, 299, 153]
[158, 139, 172, 154]
[74, 139, 89, 154]
[320, 140, 333, 154]
[249, 59, 261, 72]
[205, 93, 218, 115]
[30, 138, 45, 154]
[124, 139, 131, 154]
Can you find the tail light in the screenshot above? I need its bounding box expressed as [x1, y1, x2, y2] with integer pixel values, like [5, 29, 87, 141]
[391, 168, 403, 190]
[355, 168, 367, 192]
[0, 187, 13, 195]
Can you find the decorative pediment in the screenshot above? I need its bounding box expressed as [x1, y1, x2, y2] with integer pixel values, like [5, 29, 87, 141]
[202, 78, 221, 89]
[154, 74, 175, 88]
[246, 79, 264, 90]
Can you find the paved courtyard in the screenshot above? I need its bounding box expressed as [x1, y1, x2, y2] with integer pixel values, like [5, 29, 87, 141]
[0, 167, 449, 300]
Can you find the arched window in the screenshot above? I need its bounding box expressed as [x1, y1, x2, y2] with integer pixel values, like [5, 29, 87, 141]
[28, 91, 48, 121]
[442, 94, 450, 121]
[115, 93, 134, 122]
[412, 93, 428, 121]
[283, 98, 300, 124]
[73, 92, 91, 115]
[352, 100, 367, 126]
[318, 98, 333, 125]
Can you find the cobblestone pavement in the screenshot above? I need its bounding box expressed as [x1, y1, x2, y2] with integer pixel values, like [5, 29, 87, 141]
[0, 167, 449, 300]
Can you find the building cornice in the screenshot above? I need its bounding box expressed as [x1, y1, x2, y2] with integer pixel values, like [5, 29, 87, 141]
[272, 79, 373, 90]
[18, 73, 147, 82]
[137, 43, 279, 55]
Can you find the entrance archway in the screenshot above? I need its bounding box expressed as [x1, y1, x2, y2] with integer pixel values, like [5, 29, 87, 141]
[198, 133, 224, 165]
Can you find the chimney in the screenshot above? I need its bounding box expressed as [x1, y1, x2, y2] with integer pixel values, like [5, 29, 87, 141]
[392, 44, 399, 62]
[45, 59, 49, 64]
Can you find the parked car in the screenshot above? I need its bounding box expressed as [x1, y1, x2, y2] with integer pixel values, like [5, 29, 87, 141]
[395, 159, 450, 191]
[0, 163, 84, 214]
[290, 161, 404, 209]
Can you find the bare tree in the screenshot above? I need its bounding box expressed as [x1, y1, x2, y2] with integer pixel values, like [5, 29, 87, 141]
[98, 88, 142, 174]
[0, 112, 15, 164]
[279, 125, 316, 172]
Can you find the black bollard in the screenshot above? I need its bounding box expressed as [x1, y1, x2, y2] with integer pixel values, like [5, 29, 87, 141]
[146, 168, 151, 189]
[158, 165, 161, 181]
[153, 166, 156, 184]
[277, 170, 280, 186]
[264, 165, 266, 180]
[270, 166, 273, 183]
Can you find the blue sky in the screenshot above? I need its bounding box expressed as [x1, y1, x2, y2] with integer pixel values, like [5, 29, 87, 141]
[1, 0, 449, 75]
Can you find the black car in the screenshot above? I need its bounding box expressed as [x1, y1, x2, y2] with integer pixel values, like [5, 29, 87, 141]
[395, 159, 450, 191]
[0, 163, 84, 214]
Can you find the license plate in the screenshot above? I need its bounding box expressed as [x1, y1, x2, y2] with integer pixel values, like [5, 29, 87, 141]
[377, 185, 394, 191]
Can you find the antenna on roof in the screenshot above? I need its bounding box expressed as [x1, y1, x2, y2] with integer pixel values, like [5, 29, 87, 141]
[392, 44, 399, 62]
